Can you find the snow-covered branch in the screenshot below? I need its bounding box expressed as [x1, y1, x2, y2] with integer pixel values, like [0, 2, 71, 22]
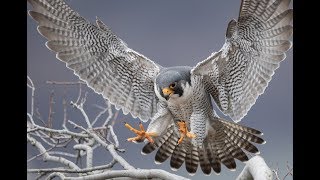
[27, 134, 80, 171]
[236, 155, 273, 180]
[64, 169, 190, 180]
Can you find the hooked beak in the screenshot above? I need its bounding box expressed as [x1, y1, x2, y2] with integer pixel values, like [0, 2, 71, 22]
[162, 87, 174, 99]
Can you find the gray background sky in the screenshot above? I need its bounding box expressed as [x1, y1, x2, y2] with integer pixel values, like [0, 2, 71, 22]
[27, 0, 293, 179]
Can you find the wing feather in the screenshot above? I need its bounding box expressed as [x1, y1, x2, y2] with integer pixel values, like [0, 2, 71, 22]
[191, 0, 292, 122]
[28, 0, 161, 121]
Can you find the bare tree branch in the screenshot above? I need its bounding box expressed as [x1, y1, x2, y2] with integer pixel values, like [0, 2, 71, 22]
[27, 134, 80, 170]
[27, 75, 35, 117]
[28, 160, 117, 174]
[74, 144, 93, 168]
[27, 77, 189, 180]
[27, 142, 58, 163]
[71, 100, 92, 129]
[47, 91, 55, 129]
[91, 106, 107, 126]
[46, 172, 66, 180]
[108, 125, 119, 148]
[102, 100, 113, 127]
[64, 169, 190, 180]
[68, 120, 134, 170]
[27, 122, 89, 138]
[48, 151, 78, 158]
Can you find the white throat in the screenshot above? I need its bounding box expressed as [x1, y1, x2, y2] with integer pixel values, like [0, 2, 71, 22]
[168, 82, 193, 104]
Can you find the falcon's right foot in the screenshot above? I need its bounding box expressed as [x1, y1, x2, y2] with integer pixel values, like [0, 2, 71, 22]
[124, 122, 157, 143]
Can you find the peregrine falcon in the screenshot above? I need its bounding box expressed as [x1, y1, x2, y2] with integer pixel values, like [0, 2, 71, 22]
[28, 0, 293, 175]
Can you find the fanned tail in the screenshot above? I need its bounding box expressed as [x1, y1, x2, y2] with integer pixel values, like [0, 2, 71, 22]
[141, 118, 264, 175]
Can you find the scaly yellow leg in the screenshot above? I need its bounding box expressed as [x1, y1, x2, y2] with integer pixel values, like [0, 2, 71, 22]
[124, 122, 157, 143]
[177, 120, 196, 144]
[177, 132, 185, 144]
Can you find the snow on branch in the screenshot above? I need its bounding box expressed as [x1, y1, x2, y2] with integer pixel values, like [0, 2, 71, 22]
[236, 155, 273, 180]
[27, 77, 189, 180]
[64, 169, 190, 180]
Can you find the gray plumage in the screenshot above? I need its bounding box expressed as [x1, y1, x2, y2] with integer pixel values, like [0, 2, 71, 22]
[28, 0, 292, 176]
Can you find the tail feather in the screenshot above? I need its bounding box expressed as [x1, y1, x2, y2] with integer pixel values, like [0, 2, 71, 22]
[141, 142, 157, 155]
[211, 131, 237, 170]
[198, 145, 212, 175]
[205, 143, 221, 174]
[218, 119, 262, 135]
[224, 137, 249, 162]
[170, 142, 187, 171]
[224, 128, 260, 154]
[155, 133, 178, 164]
[141, 118, 264, 175]
[223, 124, 265, 144]
[141, 124, 175, 155]
[185, 143, 199, 175]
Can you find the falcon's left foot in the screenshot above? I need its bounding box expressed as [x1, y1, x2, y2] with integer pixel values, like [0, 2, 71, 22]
[124, 122, 157, 143]
[177, 120, 196, 144]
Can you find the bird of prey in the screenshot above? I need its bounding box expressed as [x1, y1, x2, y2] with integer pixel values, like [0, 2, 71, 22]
[28, 0, 292, 175]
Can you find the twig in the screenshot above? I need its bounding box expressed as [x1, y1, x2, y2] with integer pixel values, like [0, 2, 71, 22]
[286, 162, 293, 176]
[273, 169, 280, 180]
[27, 76, 35, 116]
[75, 83, 82, 105]
[283, 165, 293, 180]
[47, 90, 55, 128]
[35, 108, 47, 126]
[91, 106, 107, 126]
[63, 98, 68, 130]
[108, 125, 119, 148]
[102, 100, 113, 127]
[35, 130, 57, 147]
[71, 100, 92, 129]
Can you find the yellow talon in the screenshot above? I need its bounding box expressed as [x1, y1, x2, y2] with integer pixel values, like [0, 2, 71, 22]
[124, 122, 157, 143]
[177, 121, 196, 144]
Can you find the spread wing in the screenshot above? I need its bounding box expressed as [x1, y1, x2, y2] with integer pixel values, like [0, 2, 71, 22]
[28, 0, 161, 121]
[191, 0, 293, 122]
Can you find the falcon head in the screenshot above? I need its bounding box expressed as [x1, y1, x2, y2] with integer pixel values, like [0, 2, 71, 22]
[155, 66, 192, 101]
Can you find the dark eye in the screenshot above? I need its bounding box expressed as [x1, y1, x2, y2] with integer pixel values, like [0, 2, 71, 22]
[169, 82, 176, 89]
